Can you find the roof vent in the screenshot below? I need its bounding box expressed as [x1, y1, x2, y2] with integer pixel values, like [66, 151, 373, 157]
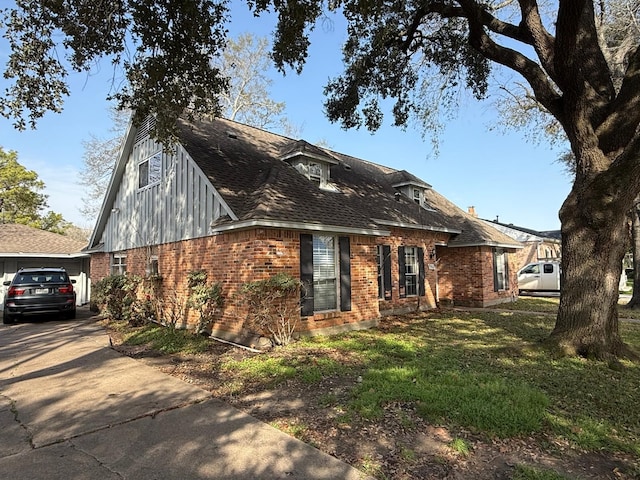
[343, 163, 352, 170]
[226, 131, 238, 139]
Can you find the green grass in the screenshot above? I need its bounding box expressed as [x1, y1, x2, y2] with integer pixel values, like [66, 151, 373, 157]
[497, 295, 640, 319]
[512, 465, 570, 480]
[215, 310, 640, 455]
[498, 296, 560, 313]
[121, 324, 211, 354]
[116, 307, 640, 458]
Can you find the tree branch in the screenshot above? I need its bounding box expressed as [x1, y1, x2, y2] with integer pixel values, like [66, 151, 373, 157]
[456, 0, 564, 121]
[517, 0, 556, 80]
[597, 45, 640, 154]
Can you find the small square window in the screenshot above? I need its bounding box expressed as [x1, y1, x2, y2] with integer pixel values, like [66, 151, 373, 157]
[139, 152, 162, 189]
[111, 254, 127, 275]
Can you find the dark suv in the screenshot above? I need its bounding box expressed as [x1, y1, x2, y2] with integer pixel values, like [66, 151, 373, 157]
[3, 268, 76, 324]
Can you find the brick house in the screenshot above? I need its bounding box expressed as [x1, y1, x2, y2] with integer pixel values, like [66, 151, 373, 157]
[475, 216, 561, 271]
[87, 117, 521, 340]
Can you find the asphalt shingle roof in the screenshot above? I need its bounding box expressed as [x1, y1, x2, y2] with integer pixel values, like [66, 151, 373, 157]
[0, 224, 87, 254]
[176, 117, 520, 248]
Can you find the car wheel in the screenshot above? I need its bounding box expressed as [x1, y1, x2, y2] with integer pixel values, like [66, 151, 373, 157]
[66, 308, 76, 320]
[3, 312, 14, 324]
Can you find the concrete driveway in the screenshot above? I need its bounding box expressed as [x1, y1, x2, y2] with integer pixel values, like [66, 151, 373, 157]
[0, 309, 368, 479]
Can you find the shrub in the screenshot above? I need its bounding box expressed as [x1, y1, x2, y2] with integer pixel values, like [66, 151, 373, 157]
[241, 272, 302, 346]
[92, 275, 139, 321]
[186, 270, 223, 334]
[92, 274, 156, 326]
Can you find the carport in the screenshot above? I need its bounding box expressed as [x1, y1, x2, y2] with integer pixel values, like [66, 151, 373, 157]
[0, 224, 89, 306]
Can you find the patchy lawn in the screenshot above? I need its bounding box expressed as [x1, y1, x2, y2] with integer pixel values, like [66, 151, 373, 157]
[496, 296, 640, 320]
[102, 307, 640, 480]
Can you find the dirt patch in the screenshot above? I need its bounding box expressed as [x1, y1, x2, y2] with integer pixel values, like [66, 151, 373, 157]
[105, 325, 638, 480]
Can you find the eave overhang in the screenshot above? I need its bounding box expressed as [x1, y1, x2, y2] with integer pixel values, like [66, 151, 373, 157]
[210, 219, 389, 237]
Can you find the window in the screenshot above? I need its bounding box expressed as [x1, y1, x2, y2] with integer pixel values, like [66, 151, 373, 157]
[521, 264, 539, 274]
[376, 245, 392, 300]
[312, 235, 337, 311]
[493, 248, 509, 291]
[413, 188, 422, 204]
[309, 162, 322, 186]
[111, 254, 127, 275]
[138, 152, 162, 189]
[543, 263, 554, 274]
[404, 246, 419, 296]
[147, 255, 159, 276]
[300, 234, 351, 315]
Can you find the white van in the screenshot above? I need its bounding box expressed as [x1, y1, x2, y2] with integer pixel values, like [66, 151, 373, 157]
[517, 261, 561, 294]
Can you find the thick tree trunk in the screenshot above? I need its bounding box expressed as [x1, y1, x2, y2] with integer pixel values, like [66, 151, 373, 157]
[626, 202, 640, 308]
[549, 187, 631, 360]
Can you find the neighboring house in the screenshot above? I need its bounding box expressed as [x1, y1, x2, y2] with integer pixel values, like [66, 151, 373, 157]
[0, 224, 90, 306]
[472, 213, 561, 271]
[87, 117, 521, 340]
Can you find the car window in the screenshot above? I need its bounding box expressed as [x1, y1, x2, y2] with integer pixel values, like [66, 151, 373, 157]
[521, 264, 540, 274]
[16, 272, 68, 284]
[543, 264, 554, 274]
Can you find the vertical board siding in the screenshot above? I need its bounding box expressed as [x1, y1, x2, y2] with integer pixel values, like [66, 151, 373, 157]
[100, 141, 228, 252]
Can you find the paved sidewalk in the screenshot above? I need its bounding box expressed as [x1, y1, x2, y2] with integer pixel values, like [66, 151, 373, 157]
[0, 311, 369, 480]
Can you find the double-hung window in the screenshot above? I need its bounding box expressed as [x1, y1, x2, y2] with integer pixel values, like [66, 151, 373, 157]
[404, 246, 419, 296]
[138, 152, 162, 189]
[377, 245, 392, 300]
[300, 234, 351, 315]
[493, 248, 509, 291]
[398, 246, 425, 298]
[111, 254, 127, 275]
[312, 235, 337, 311]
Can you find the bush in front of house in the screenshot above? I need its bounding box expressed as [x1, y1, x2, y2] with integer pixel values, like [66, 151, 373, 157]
[92, 274, 155, 326]
[241, 272, 302, 346]
[186, 270, 223, 334]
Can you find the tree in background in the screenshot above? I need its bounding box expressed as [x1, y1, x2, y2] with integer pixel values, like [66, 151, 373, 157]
[216, 33, 287, 130]
[3, 1, 640, 360]
[79, 107, 130, 223]
[0, 147, 71, 234]
[78, 33, 292, 225]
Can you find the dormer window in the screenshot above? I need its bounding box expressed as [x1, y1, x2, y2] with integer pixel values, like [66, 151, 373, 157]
[413, 188, 422, 204]
[309, 162, 323, 186]
[280, 139, 339, 190]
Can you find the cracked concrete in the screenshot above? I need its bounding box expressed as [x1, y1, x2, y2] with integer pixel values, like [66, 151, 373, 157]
[0, 310, 370, 480]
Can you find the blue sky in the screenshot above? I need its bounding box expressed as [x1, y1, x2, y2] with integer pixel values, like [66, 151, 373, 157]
[0, 2, 570, 231]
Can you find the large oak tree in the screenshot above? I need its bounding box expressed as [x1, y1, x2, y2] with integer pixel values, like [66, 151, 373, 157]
[2, 0, 640, 359]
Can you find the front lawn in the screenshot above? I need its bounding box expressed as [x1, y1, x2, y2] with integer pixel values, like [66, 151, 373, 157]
[499, 296, 640, 319]
[107, 307, 640, 479]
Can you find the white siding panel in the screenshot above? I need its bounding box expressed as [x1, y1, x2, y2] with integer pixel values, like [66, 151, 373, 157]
[100, 141, 229, 251]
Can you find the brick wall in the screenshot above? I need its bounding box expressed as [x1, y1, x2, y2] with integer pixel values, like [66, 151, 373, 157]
[437, 245, 518, 307]
[376, 228, 448, 314]
[90, 228, 518, 337]
[90, 252, 110, 280]
[90, 228, 384, 339]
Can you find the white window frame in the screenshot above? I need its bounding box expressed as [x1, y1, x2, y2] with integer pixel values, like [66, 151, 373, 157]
[138, 152, 162, 189]
[111, 254, 127, 275]
[413, 188, 422, 204]
[494, 248, 509, 291]
[312, 235, 338, 311]
[404, 246, 419, 297]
